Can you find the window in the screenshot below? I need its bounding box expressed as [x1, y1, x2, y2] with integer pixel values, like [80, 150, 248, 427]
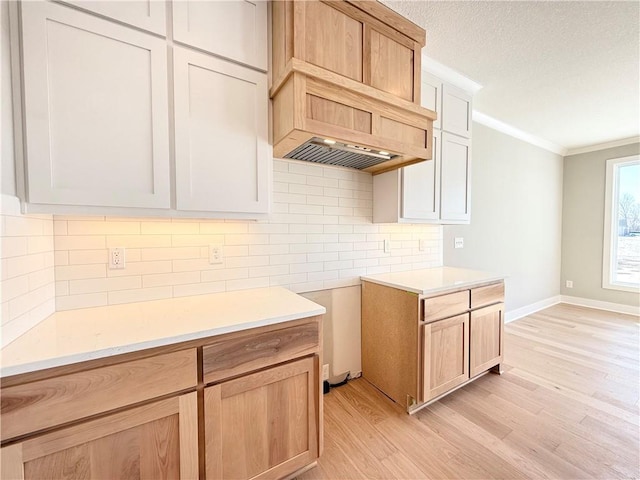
[603, 155, 640, 292]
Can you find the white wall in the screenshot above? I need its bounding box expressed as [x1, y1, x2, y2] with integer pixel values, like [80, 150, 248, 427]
[444, 122, 564, 316]
[561, 142, 640, 307]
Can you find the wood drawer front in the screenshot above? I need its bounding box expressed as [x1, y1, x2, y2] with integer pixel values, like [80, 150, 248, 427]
[471, 282, 504, 309]
[203, 321, 319, 384]
[1, 349, 197, 441]
[423, 290, 469, 323]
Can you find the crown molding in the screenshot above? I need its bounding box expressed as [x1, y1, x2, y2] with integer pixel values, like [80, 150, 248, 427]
[565, 136, 640, 156]
[421, 54, 483, 95]
[473, 111, 568, 156]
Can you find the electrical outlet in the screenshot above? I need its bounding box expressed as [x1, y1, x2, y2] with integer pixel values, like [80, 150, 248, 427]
[566, 280, 573, 288]
[322, 364, 330, 381]
[109, 248, 125, 269]
[383, 239, 391, 253]
[209, 244, 223, 264]
[454, 237, 464, 249]
[419, 239, 427, 251]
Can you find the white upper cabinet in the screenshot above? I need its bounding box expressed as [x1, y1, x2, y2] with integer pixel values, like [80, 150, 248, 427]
[173, 47, 269, 214]
[20, 1, 171, 209]
[401, 129, 440, 221]
[373, 73, 473, 224]
[421, 72, 442, 130]
[440, 132, 471, 222]
[442, 84, 471, 139]
[173, 0, 267, 71]
[58, 0, 167, 35]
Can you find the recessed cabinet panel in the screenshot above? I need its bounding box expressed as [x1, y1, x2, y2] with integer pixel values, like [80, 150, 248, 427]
[442, 84, 471, 138]
[173, 0, 267, 71]
[174, 47, 268, 214]
[401, 129, 440, 220]
[205, 357, 318, 480]
[58, 0, 167, 35]
[369, 29, 413, 101]
[440, 132, 471, 222]
[20, 2, 170, 208]
[2, 394, 198, 480]
[422, 313, 469, 401]
[470, 303, 504, 377]
[304, 1, 363, 82]
[421, 72, 441, 129]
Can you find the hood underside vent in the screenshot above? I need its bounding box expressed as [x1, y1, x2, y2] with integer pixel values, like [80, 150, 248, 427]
[285, 138, 400, 170]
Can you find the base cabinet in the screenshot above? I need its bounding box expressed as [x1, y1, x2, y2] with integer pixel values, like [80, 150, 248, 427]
[362, 279, 504, 412]
[205, 357, 318, 480]
[1, 393, 199, 480]
[1, 317, 322, 480]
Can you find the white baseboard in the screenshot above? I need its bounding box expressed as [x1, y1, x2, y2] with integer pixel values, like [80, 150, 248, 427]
[505, 295, 562, 323]
[560, 295, 640, 316]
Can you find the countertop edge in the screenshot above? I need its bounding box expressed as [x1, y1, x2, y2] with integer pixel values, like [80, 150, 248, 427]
[360, 274, 506, 296]
[0, 305, 326, 379]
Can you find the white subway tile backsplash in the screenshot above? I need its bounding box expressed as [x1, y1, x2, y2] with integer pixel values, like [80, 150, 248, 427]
[46, 159, 442, 309]
[69, 276, 142, 295]
[68, 249, 108, 265]
[143, 271, 200, 288]
[108, 286, 172, 305]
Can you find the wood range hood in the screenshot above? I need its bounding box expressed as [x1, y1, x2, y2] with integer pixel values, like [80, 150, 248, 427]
[270, 0, 437, 175]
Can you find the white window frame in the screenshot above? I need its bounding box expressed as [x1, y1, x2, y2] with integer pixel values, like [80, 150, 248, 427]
[602, 154, 640, 292]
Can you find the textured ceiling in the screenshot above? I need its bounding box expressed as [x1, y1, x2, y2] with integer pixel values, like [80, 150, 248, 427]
[381, 0, 640, 151]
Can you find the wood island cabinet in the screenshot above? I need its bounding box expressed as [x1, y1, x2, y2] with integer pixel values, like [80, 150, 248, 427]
[1, 317, 322, 480]
[362, 280, 504, 413]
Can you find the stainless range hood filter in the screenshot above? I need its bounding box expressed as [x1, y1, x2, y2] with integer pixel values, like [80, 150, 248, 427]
[284, 138, 399, 170]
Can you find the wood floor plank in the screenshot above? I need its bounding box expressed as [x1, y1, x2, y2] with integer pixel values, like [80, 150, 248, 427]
[298, 304, 639, 480]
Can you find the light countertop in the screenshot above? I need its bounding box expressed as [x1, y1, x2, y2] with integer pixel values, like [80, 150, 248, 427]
[361, 267, 505, 296]
[0, 287, 325, 378]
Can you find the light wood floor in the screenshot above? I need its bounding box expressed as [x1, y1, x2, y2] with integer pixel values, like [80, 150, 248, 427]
[300, 304, 640, 480]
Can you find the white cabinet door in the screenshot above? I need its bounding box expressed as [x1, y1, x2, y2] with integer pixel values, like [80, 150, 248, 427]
[442, 84, 471, 138]
[174, 47, 269, 214]
[173, 0, 267, 71]
[20, 1, 170, 208]
[440, 132, 471, 222]
[401, 129, 440, 221]
[421, 72, 441, 130]
[58, 0, 167, 35]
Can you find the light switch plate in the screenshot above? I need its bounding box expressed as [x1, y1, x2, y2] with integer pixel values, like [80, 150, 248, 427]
[454, 237, 464, 249]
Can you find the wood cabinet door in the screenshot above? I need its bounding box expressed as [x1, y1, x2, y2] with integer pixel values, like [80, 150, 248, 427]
[204, 356, 319, 480]
[470, 303, 504, 377]
[440, 132, 471, 223]
[20, 1, 171, 209]
[303, 1, 364, 82]
[57, 0, 167, 35]
[173, 46, 269, 215]
[422, 313, 469, 401]
[173, 0, 267, 71]
[0, 393, 199, 480]
[442, 84, 471, 138]
[401, 128, 440, 221]
[368, 26, 417, 102]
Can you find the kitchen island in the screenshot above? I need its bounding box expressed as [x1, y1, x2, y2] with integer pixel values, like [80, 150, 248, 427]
[361, 267, 506, 413]
[1, 287, 325, 480]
